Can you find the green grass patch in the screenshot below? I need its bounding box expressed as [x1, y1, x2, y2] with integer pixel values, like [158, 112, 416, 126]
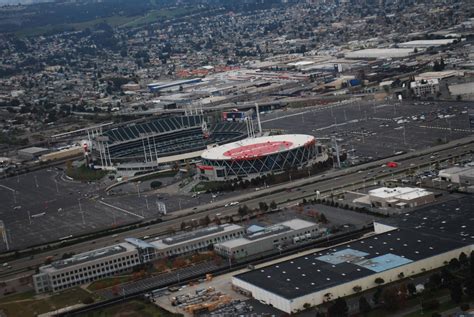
[122, 7, 198, 27]
[0, 290, 35, 304]
[0, 287, 96, 317]
[87, 275, 133, 291]
[77, 299, 182, 317]
[66, 164, 108, 182]
[132, 170, 177, 182]
[15, 7, 200, 37]
[192, 181, 226, 193]
[15, 15, 136, 37]
[150, 180, 162, 189]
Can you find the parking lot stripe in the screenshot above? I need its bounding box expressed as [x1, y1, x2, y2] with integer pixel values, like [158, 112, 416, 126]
[98, 201, 144, 219]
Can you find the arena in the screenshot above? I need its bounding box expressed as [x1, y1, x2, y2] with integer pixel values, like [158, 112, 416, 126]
[198, 134, 327, 181]
[90, 115, 247, 173]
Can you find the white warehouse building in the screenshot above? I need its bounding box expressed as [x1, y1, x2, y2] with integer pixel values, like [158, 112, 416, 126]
[214, 219, 322, 259]
[232, 223, 472, 314]
[367, 187, 435, 209]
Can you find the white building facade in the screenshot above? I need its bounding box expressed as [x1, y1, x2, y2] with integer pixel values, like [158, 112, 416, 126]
[33, 243, 140, 294]
[215, 219, 321, 259]
[149, 224, 245, 258]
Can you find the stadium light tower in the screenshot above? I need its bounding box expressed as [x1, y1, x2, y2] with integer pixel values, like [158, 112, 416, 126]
[331, 136, 341, 168]
[255, 103, 263, 136]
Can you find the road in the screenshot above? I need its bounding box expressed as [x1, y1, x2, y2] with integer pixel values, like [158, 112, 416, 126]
[0, 135, 472, 281]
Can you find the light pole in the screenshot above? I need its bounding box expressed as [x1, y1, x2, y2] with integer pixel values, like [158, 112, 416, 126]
[78, 199, 85, 225]
[145, 196, 149, 210]
[81, 208, 86, 225]
[403, 125, 407, 145]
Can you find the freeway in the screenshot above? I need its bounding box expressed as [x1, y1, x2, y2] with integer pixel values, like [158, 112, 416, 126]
[0, 136, 472, 280]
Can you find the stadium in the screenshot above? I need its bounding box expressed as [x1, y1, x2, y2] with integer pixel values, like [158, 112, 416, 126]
[198, 134, 327, 181]
[90, 115, 248, 174]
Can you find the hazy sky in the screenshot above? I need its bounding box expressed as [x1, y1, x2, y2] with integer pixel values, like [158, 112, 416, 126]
[0, 0, 51, 5]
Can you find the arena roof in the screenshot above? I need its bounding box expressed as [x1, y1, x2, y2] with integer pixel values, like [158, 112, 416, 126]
[234, 227, 468, 299]
[201, 134, 315, 161]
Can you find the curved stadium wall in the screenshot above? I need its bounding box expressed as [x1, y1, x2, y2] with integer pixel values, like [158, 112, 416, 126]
[198, 134, 323, 181]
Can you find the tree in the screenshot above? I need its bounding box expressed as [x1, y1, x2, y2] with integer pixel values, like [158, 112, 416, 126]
[258, 201, 269, 212]
[201, 215, 211, 226]
[320, 213, 328, 224]
[150, 181, 162, 189]
[382, 286, 406, 311]
[427, 273, 442, 290]
[470, 251, 474, 276]
[328, 297, 348, 317]
[460, 252, 468, 267]
[449, 258, 461, 271]
[353, 285, 362, 293]
[270, 201, 277, 210]
[359, 296, 371, 315]
[180, 221, 186, 231]
[373, 287, 383, 305]
[464, 277, 474, 298]
[441, 267, 455, 286]
[375, 277, 385, 285]
[450, 282, 463, 303]
[407, 283, 417, 296]
[238, 205, 249, 219]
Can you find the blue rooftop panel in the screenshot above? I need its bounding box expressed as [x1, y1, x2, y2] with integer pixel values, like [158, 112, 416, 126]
[317, 249, 370, 265]
[355, 253, 413, 272]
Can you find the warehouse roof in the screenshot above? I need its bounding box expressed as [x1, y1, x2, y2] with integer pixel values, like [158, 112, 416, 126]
[369, 187, 433, 200]
[234, 227, 468, 299]
[385, 196, 474, 244]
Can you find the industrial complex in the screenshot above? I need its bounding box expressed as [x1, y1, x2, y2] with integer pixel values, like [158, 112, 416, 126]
[226, 194, 474, 315]
[232, 223, 471, 314]
[32, 219, 325, 294]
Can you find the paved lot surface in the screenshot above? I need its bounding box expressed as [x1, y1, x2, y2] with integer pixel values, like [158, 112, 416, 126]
[0, 168, 177, 251]
[262, 100, 472, 160]
[0, 169, 118, 250]
[0, 167, 244, 251]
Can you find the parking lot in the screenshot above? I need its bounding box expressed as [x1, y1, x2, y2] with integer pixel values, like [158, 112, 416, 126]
[261, 100, 472, 160]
